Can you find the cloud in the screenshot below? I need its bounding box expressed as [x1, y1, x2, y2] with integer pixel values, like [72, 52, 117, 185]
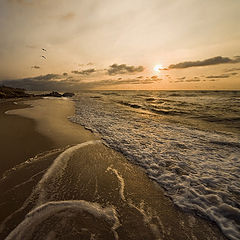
[174, 76, 200, 83]
[78, 62, 95, 67]
[32, 74, 62, 81]
[0, 74, 66, 91]
[206, 74, 231, 79]
[107, 64, 144, 75]
[71, 68, 96, 75]
[225, 67, 240, 72]
[0, 73, 158, 91]
[177, 77, 186, 80]
[185, 78, 201, 82]
[31, 65, 40, 69]
[168, 56, 240, 69]
[149, 76, 162, 81]
[95, 77, 158, 86]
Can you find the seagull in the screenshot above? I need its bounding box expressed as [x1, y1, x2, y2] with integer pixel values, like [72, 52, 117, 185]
[41, 56, 47, 60]
[42, 48, 47, 52]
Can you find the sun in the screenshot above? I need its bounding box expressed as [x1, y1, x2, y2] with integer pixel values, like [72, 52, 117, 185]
[154, 64, 164, 72]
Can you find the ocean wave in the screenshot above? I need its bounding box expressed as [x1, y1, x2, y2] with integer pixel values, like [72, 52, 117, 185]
[70, 93, 240, 240]
[117, 100, 143, 109]
[5, 200, 120, 240]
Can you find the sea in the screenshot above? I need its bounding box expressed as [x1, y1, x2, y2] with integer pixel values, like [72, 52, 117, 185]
[70, 90, 240, 240]
[0, 90, 240, 240]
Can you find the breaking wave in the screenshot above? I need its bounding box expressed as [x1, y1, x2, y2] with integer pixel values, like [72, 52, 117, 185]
[69, 91, 240, 240]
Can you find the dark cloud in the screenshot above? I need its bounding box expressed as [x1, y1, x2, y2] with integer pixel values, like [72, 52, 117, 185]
[33, 74, 62, 81]
[150, 76, 162, 81]
[0, 74, 66, 91]
[31, 65, 40, 69]
[206, 74, 231, 79]
[225, 67, 240, 72]
[174, 76, 200, 83]
[71, 68, 96, 75]
[78, 62, 94, 67]
[185, 79, 201, 82]
[107, 64, 144, 75]
[174, 80, 185, 83]
[168, 56, 240, 69]
[177, 77, 186, 80]
[0, 73, 157, 91]
[104, 77, 157, 85]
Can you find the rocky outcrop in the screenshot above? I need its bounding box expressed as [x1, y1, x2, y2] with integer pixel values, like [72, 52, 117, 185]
[0, 86, 32, 99]
[0, 86, 75, 99]
[37, 91, 75, 98]
[43, 91, 62, 97]
[62, 92, 75, 97]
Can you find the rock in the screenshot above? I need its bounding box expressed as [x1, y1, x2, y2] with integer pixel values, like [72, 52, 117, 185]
[0, 86, 75, 99]
[63, 92, 75, 97]
[0, 86, 31, 99]
[48, 91, 62, 97]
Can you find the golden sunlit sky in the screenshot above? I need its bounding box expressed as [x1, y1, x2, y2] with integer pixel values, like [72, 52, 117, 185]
[0, 0, 240, 90]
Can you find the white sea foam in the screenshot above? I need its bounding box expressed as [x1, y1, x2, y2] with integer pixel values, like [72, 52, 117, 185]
[69, 93, 240, 240]
[43, 96, 70, 101]
[33, 140, 101, 204]
[107, 166, 126, 201]
[106, 165, 161, 239]
[5, 200, 120, 240]
[4, 140, 123, 240]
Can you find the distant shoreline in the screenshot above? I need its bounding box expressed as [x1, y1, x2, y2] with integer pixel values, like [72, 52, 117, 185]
[0, 85, 74, 99]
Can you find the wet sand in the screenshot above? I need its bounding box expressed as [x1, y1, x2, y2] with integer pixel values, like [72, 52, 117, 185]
[0, 98, 227, 240]
[0, 100, 55, 177]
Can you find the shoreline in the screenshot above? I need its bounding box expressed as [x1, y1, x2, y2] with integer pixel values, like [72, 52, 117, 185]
[0, 99, 55, 177]
[5, 98, 97, 147]
[0, 98, 227, 240]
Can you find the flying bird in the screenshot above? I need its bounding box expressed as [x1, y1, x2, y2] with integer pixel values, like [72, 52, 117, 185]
[41, 56, 47, 60]
[42, 48, 47, 52]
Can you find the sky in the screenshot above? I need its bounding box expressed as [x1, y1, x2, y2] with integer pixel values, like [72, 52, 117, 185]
[0, 0, 240, 90]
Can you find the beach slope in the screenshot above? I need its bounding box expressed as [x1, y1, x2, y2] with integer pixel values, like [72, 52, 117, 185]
[0, 98, 227, 240]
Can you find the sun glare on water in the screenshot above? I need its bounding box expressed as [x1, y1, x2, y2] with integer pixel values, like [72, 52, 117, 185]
[154, 64, 164, 72]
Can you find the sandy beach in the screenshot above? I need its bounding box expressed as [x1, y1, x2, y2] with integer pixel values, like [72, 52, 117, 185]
[0, 100, 54, 177]
[0, 98, 227, 240]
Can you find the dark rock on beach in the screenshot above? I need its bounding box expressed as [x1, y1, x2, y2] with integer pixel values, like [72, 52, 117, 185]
[0, 86, 32, 99]
[38, 91, 75, 98]
[0, 86, 75, 99]
[62, 92, 75, 97]
[43, 91, 63, 97]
